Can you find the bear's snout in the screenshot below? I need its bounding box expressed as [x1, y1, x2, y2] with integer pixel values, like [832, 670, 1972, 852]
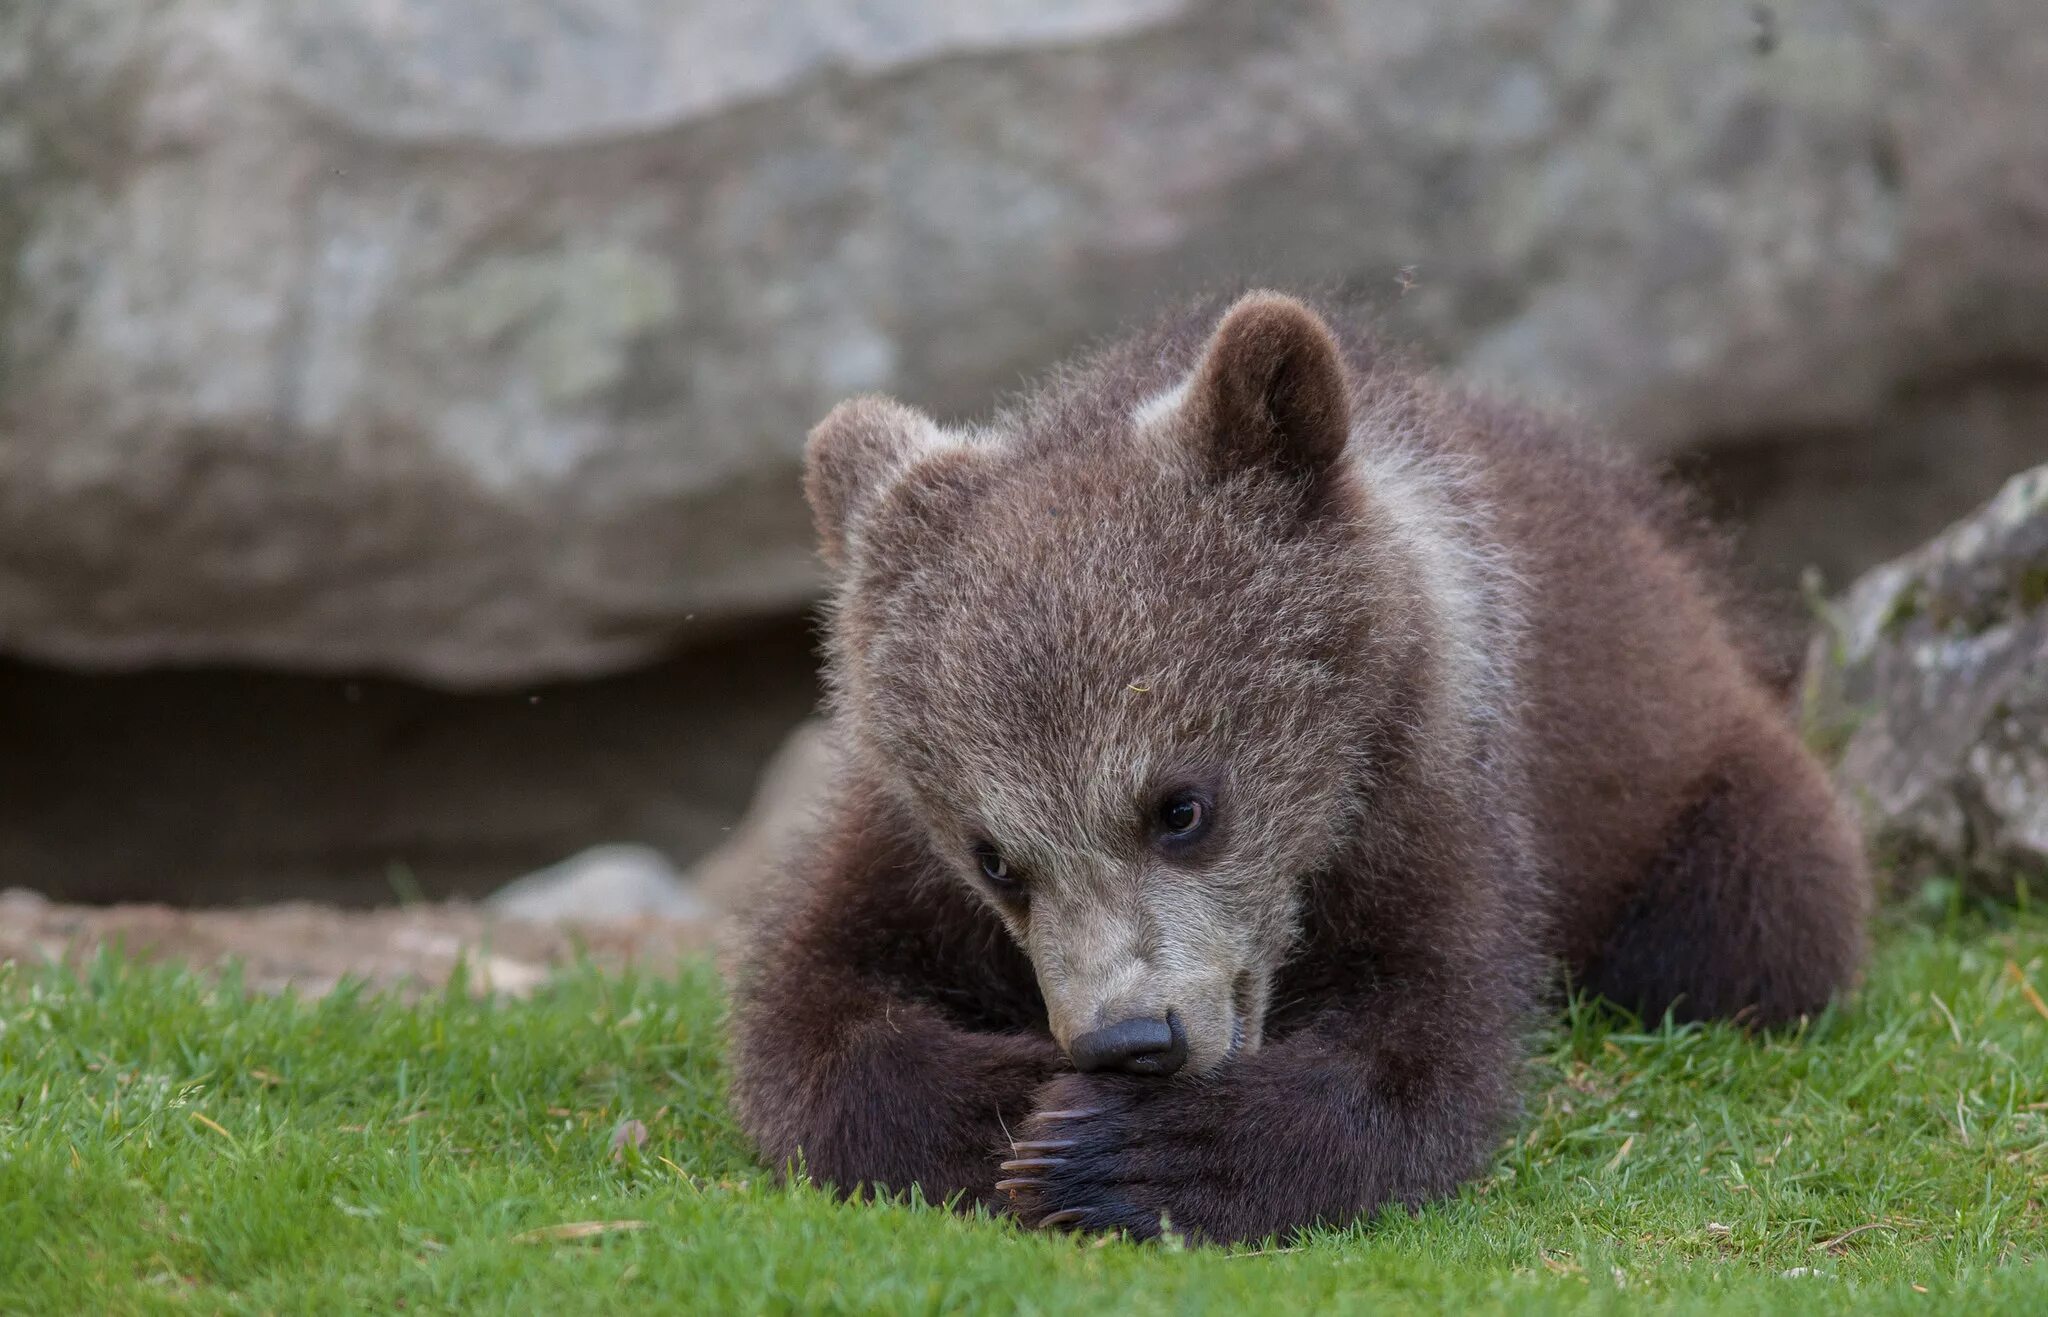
[1067, 1012, 1188, 1077]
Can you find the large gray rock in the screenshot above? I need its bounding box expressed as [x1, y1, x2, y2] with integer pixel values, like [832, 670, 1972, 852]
[1804, 464, 2048, 895]
[3, 0, 2046, 684]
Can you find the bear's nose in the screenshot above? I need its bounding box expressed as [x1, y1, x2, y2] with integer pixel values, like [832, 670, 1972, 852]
[1068, 1013, 1188, 1076]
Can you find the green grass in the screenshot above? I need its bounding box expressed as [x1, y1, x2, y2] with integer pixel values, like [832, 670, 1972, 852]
[4, 906, 2046, 1315]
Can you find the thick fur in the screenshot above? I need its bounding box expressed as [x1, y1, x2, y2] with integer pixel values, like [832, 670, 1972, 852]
[730, 292, 1870, 1244]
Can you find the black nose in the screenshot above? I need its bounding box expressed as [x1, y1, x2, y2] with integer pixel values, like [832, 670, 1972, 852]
[1068, 1013, 1188, 1076]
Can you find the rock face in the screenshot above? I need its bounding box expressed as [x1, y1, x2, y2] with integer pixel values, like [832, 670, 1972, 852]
[3, 1, 2047, 684]
[1805, 464, 2048, 895]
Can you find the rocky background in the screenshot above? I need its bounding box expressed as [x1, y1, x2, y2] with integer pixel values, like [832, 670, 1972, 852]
[1, 1, 2045, 937]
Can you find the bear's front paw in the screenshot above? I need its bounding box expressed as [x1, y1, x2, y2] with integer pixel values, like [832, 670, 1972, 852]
[995, 1072, 1219, 1240]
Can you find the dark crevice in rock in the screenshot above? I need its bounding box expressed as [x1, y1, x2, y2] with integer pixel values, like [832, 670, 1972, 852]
[1673, 365, 2048, 598]
[0, 617, 820, 907]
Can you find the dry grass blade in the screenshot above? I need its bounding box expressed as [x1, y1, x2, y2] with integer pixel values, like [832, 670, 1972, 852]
[512, 1220, 650, 1244]
[1814, 1223, 1896, 1253]
[2004, 961, 2048, 1022]
[189, 1112, 232, 1140]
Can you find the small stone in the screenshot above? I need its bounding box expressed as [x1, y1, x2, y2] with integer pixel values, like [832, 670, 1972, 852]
[0, 888, 51, 917]
[609, 1119, 650, 1160]
[487, 844, 707, 925]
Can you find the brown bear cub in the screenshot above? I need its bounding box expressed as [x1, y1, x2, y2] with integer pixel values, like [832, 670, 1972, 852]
[730, 291, 1870, 1244]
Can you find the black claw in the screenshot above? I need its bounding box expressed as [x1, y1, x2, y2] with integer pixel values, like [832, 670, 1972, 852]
[1038, 1208, 1088, 1230]
[998, 1157, 1061, 1173]
[992, 1177, 1041, 1194]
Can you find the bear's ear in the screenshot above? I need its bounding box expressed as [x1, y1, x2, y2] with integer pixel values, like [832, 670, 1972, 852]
[1181, 291, 1350, 494]
[803, 394, 966, 570]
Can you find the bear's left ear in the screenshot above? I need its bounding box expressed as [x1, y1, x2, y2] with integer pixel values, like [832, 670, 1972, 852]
[1180, 291, 1351, 496]
[803, 394, 965, 571]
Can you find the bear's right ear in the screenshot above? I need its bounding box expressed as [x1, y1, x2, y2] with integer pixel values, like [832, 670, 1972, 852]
[803, 395, 966, 571]
[1180, 291, 1351, 497]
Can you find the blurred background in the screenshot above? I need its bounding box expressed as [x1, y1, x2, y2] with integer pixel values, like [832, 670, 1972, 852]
[0, 2, 2043, 954]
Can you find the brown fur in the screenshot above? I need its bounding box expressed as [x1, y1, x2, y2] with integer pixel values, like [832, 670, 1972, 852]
[730, 291, 1871, 1244]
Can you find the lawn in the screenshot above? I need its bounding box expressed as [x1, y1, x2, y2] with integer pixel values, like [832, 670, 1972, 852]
[3, 898, 2045, 1314]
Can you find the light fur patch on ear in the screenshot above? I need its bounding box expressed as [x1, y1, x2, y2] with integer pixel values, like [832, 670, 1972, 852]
[1131, 374, 1192, 433]
[803, 395, 961, 569]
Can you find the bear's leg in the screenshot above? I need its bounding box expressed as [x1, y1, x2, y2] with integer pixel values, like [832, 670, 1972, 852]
[730, 807, 1063, 1210]
[1579, 719, 1871, 1027]
[734, 984, 1061, 1210]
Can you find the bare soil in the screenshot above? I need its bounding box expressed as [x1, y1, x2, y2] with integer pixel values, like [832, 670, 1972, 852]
[0, 889, 716, 998]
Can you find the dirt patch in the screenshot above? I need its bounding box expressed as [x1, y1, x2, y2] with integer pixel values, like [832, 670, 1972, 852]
[0, 889, 717, 999]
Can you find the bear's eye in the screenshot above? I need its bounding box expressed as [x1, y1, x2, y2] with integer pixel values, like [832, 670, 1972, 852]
[972, 841, 1022, 894]
[1154, 790, 1213, 846]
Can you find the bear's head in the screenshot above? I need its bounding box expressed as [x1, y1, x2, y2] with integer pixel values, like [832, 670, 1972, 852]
[804, 292, 1430, 1078]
